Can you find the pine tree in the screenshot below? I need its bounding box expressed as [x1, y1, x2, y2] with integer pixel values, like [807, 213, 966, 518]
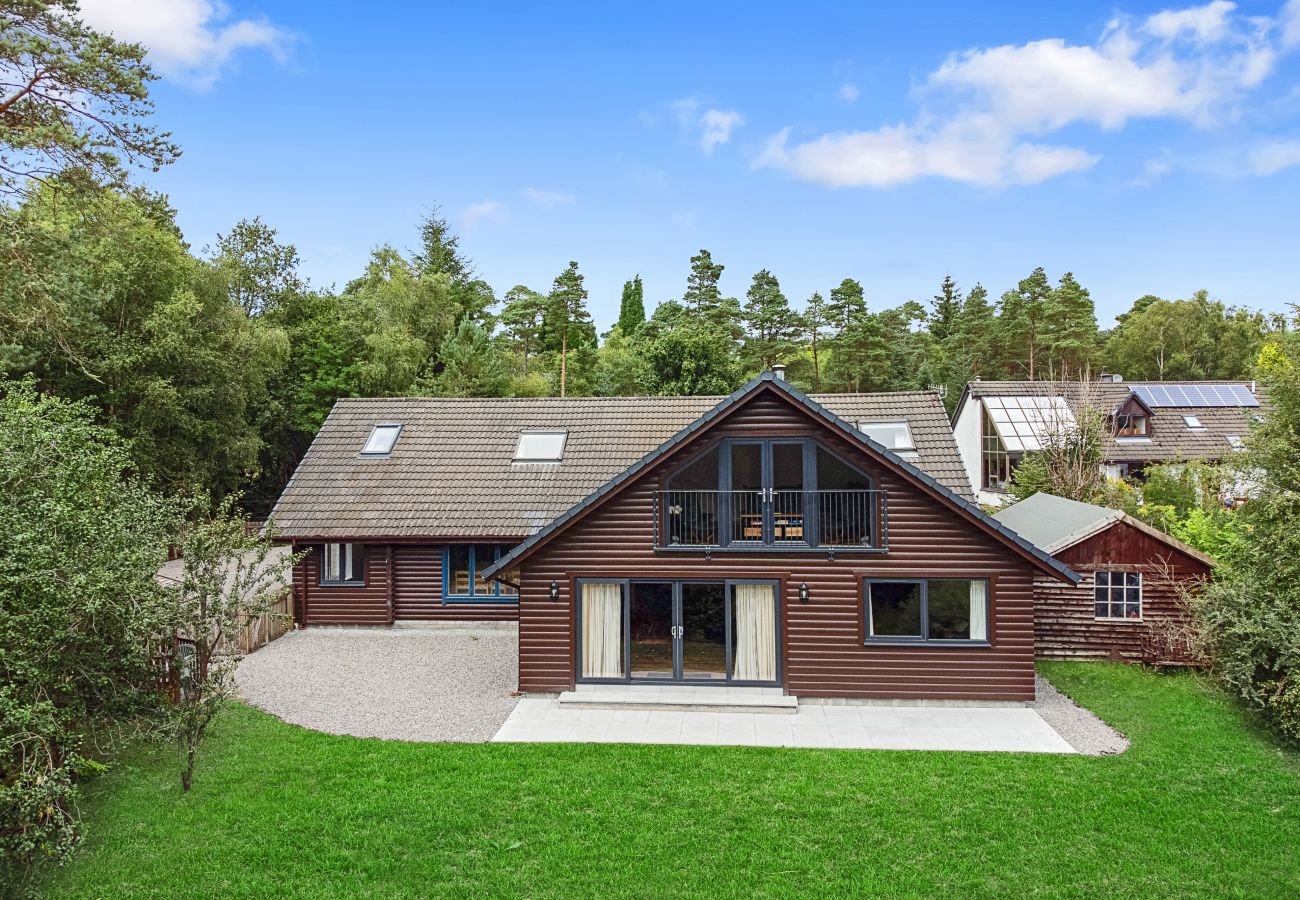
[996, 267, 1053, 379]
[929, 274, 962, 343]
[617, 274, 646, 335]
[1044, 271, 1098, 379]
[741, 269, 799, 371]
[544, 261, 594, 398]
[425, 319, 510, 397]
[802, 292, 831, 391]
[826, 278, 879, 392]
[499, 285, 547, 375]
[682, 249, 742, 337]
[413, 206, 496, 327]
[956, 282, 996, 379]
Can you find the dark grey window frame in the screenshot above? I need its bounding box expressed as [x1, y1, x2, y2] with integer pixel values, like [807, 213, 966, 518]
[319, 542, 365, 586]
[863, 577, 991, 647]
[574, 577, 782, 686]
[1093, 570, 1142, 621]
[660, 437, 880, 550]
[442, 544, 517, 604]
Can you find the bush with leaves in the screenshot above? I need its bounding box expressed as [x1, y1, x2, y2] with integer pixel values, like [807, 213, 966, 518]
[157, 500, 297, 791]
[1193, 340, 1300, 742]
[0, 379, 173, 879]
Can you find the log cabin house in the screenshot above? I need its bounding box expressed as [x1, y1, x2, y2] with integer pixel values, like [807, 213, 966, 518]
[992, 492, 1213, 664]
[270, 371, 1080, 703]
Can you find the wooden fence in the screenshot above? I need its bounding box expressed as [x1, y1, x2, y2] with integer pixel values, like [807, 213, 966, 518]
[236, 589, 293, 655]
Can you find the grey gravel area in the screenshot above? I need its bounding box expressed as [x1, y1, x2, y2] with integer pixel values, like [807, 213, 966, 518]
[1034, 674, 1130, 756]
[235, 626, 519, 742]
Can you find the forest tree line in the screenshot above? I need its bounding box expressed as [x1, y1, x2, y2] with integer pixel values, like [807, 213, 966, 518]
[1, 181, 1289, 512]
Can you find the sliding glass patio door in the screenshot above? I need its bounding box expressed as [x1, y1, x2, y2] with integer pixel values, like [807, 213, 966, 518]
[578, 580, 779, 685]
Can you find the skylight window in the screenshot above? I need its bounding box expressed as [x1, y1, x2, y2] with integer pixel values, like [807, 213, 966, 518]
[859, 421, 915, 451]
[514, 430, 567, 462]
[361, 423, 402, 455]
[1225, 434, 1245, 451]
[1183, 415, 1204, 430]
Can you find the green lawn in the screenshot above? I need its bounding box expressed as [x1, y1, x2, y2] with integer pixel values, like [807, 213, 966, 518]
[40, 663, 1300, 898]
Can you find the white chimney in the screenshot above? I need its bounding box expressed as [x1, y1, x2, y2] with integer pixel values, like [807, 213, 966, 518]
[771, 364, 787, 381]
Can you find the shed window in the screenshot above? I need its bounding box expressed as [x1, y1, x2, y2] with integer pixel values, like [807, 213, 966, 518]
[322, 543, 363, 584]
[514, 430, 566, 462]
[361, 424, 402, 455]
[859, 421, 914, 451]
[865, 578, 989, 643]
[444, 545, 517, 602]
[1094, 571, 1141, 620]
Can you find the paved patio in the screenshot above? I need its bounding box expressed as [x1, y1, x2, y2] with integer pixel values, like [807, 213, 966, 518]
[492, 689, 1076, 753]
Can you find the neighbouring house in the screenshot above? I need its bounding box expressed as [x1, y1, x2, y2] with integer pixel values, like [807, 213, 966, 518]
[950, 376, 1262, 506]
[271, 371, 1080, 703]
[992, 492, 1213, 664]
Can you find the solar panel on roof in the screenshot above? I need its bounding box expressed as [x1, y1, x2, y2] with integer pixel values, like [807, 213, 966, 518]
[1131, 384, 1259, 408]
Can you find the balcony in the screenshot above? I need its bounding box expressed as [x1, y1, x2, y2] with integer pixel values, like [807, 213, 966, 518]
[653, 489, 888, 552]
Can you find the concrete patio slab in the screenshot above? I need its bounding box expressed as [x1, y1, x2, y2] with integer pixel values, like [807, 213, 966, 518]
[492, 696, 1076, 753]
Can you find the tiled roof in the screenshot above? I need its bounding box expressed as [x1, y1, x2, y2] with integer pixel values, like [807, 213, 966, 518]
[961, 380, 1261, 463]
[269, 389, 971, 539]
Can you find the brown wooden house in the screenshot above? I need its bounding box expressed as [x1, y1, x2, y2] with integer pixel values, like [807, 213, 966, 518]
[271, 373, 1080, 702]
[992, 492, 1213, 663]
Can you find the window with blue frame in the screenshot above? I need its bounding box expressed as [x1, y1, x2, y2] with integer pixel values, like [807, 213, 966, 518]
[443, 544, 518, 602]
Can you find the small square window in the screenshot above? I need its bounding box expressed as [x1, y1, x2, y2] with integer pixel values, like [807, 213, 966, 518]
[867, 581, 923, 638]
[361, 424, 402, 455]
[1225, 434, 1244, 451]
[1094, 570, 1141, 620]
[1183, 415, 1203, 430]
[859, 421, 915, 451]
[322, 543, 363, 584]
[514, 430, 567, 462]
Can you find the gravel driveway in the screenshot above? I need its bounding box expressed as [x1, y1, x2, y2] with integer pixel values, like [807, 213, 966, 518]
[236, 626, 519, 742]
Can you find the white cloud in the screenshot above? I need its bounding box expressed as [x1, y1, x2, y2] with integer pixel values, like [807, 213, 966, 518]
[1144, 1, 1237, 43]
[461, 200, 506, 229]
[838, 83, 860, 103]
[669, 96, 745, 155]
[699, 108, 745, 155]
[77, 0, 290, 89]
[1245, 139, 1300, 174]
[1283, 0, 1300, 47]
[523, 188, 574, 207]
[1144, 156, 1175, 178]
[757, 1, 1299, 188]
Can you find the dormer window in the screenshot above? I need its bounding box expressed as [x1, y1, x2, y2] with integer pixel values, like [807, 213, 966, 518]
[361, 423, 402, 455]
[514, 430, 566, 462]
[859, 421, 915, 452]
[1115, 414, 1147, 437]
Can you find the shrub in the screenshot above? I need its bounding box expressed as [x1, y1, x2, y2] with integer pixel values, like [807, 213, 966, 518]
[0, 381, 173, 878]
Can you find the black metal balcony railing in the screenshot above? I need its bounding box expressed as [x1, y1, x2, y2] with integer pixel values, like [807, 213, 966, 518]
[654, 489, 888, 551]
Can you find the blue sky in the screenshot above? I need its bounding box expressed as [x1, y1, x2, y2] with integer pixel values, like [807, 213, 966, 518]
[78, 1, 1300, 329]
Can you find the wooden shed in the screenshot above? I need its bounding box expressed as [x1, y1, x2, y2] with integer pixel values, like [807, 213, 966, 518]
[993, 493, 1213, 664]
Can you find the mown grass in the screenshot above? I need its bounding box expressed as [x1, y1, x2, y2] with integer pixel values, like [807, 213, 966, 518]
[38, 663, 1300, 898]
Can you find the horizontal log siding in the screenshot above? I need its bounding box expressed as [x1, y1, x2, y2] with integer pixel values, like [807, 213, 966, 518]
[517, 393, 1041, 701]
[1035, 521, 1210, 661]
[392, 545, 518, 621]
[295, 544, 391, 626]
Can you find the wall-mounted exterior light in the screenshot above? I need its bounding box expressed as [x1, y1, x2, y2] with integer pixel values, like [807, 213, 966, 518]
[799, 582, 810, 603]
[549, 580, 560, 601]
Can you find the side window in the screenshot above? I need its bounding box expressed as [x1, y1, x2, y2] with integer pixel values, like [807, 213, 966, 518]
[444, 545, 518, 602]
[321, 543, 363, 584]
[865, 578, 989, 643]
[1094, 572, 1141, 619]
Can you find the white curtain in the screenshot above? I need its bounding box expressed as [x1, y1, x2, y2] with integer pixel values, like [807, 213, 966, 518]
[969, 580, 988, 641]
[732, 584, 777, 682]
[581, 583, 624, 679]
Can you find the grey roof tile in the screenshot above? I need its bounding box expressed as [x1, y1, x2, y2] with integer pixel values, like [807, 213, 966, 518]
[270, 389, 972, 539]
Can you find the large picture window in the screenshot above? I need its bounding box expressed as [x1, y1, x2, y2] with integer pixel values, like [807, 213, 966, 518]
[1094, 571, 1141, 620]
[865, 578, 989, 643]
[321, 542, 363, 584]
[444, 544, 517, 602]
